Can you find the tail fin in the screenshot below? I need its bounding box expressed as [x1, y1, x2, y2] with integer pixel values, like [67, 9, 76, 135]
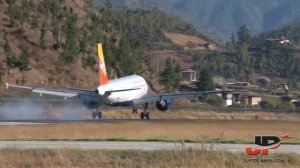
[98, 43, 109, 85]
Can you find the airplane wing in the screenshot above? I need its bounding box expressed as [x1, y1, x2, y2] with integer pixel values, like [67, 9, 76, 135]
[132, 90, 224, 104]
[6, 83, 100, 102]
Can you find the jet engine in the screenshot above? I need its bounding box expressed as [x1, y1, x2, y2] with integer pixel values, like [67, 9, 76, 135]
[156, 99, 171, 111]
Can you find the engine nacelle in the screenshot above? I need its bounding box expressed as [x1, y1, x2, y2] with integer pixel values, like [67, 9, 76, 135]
[156, 99, 171, 111]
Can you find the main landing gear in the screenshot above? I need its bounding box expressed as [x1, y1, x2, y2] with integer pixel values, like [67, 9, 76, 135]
[132, 105, 138, 114]
[92, 106, 102, 119]
[132, 104, 149, 120]
[140, 103, 150, 120]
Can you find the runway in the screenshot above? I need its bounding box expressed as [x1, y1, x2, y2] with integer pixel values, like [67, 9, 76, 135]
[0, 119, 205, 125]
[0, 141, 299, 154]
[0, 119, 240, 125]
[1, 118, 299, 125]
[0, 119, 229, 125]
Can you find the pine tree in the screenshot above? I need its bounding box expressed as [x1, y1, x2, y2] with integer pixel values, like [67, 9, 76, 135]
[18, 48, 30, 71]
[160, 58, 181, 90]
[197, 68, 215, 91]
[0, 63, 4, 84]
[40, 23, 46, 49]
[62, 12, 79, 63]
[160, 57, 174, 90]
[237, 25, 251, 45]
[6, 48, 30, 71]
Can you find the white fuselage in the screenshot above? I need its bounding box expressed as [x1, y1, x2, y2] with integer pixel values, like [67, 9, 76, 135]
[97, 75, 148, 104]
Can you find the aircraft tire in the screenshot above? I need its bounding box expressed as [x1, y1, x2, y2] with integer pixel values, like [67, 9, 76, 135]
[140, 112, 145, 120]
[98, 111, 102, 119]
[92, 111, 96, 119]
[145, 112, 150, 120]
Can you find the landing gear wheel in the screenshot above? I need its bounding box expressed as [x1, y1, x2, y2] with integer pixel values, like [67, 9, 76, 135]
[140, 103, 150, 120]
[92, 111, 96, 119]
[145, 112, 150, 120]
[92, 105, 102, 119]
[98, 111, 102, 119]
[140, 112, 145, 120]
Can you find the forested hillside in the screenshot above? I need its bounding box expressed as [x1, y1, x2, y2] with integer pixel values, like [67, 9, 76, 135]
[184, 24, 299, 88]
[0, 0, 207, 91]
[0, 0, 298, 92]
[94, 0, 300, 42]
[251, 23, 300, 80]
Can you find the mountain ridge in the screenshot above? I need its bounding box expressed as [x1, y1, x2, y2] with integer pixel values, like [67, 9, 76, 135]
[93, 0, 300, 42]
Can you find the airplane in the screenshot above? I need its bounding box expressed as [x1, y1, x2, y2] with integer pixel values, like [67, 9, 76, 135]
[266, 37, 292, 45]
[6, 43, 226, 120]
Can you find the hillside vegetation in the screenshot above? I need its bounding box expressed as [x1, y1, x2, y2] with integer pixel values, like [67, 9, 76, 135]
[0, 0, 208, 91]
[184, 24, 299, 88]
[91, 0, 300, 89]
[94, 0, 300, 41]
[251, 23, 300, 81]
[0, 0, 298, 92]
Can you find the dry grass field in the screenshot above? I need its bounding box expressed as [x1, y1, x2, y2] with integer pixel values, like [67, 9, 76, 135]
[0, 119, 299, 143]
[1, 105, 300, 142]
[102, 108, 300, 121]
[163, 31, 218, 50]
[1, 107, 300, 167]
[0, 148, 299, 168]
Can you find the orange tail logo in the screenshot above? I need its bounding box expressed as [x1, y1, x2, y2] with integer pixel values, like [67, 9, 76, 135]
[98, 43, 109, 85]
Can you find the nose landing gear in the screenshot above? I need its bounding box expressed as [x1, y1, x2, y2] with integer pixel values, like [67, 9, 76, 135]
[92, 106, 102, 119]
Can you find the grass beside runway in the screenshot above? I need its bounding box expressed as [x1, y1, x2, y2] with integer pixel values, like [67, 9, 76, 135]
[0, 148, 299, 168]
[1, 106, 300, 143]
[0, 120, 299, 144]
[97, 108, 300, 121]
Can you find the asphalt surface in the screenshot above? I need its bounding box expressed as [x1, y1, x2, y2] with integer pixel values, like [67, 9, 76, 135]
[0, 119, 205, 125]
[0, 119, 241, 125]
[0, 119, 250, 125]
[0, 141, 298, 154]
[0, 119, 189, 122]
[1, 118, 299, 125]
